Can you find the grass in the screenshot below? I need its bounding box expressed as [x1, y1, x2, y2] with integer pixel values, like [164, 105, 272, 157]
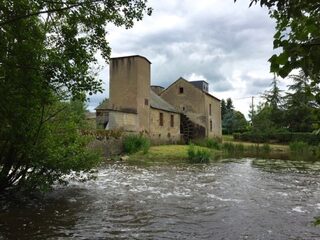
[187, 144, 211, 163]
[222, 135, 289, 152]
[123, 135, 319, 164]
[128, 145, 218, 164]
[123, 135, 150, 154]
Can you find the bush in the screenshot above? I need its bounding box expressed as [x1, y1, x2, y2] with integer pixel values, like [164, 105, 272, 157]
[313, 216, 320, 226]
[222, 142, 235, 153]
[123, 135, 150, 154]
[193, 138, 221, 150]
[289, 141, 320, 161]
[234, 131, 320, 145]
[235, 143, 245, 153]
[187, 144, 211, 163]
[289, 141, 310, 154]
[206, 138, 221, 149]
[222, 142, 245, 154]
[261, 144, 271, 154]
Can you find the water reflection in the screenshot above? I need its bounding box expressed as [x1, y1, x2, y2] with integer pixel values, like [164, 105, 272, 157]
[1, 159, 320, 239]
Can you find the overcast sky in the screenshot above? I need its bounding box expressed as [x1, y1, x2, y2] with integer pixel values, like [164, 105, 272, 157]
[88, 0, 291, 118]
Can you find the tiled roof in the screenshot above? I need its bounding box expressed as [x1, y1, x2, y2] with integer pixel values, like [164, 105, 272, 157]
[150, 90, 180, 113]
[95, 98, 109, 110]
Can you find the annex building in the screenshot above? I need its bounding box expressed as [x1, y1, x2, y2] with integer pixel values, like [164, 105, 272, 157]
[96, 55, 221, 143]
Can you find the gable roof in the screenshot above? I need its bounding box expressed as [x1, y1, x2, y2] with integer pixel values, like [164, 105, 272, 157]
[150, 90, 180, 113]
[160, 77, 221, 101]
[94, 93, 179, 113]
[95, 98, 109, 110]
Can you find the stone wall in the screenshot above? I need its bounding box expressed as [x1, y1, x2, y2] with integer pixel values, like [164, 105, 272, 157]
[205, 94, 222, 138]
[109, 55, 151, 133]
[160, 78, 206, 127]
[160, 77, 222, 139]
[89, 137, 124, 158]
[149, 108, 181, 144]
[107, 111, 138, 132]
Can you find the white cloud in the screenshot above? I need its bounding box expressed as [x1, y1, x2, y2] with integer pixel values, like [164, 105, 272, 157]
[88, 0, 282, 119]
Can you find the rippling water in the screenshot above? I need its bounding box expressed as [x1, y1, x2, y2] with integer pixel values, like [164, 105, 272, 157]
[1, 158, 320, 239]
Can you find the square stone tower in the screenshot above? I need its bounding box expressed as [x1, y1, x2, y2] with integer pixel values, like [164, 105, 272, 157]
[109, 55, 151, 132]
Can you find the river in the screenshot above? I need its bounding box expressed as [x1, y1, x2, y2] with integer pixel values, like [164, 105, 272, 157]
[1, 158, 320, 239]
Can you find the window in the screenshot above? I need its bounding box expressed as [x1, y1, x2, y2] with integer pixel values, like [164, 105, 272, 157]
[209, 104, 212, 116]
[210, 120, 213, 132]
[179, 87, 184, 94]
[145, 98, 149, 106]
[159, 112, 163, 126]
[170, 115, 174, 127]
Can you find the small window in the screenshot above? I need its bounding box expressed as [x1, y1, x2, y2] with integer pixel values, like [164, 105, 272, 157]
[210, 120, 213, 132]
[170, 115, 174, 127]
[182, 106, 185, 111]
[179, 87, 184, 94]
[159, 112, 163, 126]
[209, 104, 212, 116]
[145, 98, 149, 106]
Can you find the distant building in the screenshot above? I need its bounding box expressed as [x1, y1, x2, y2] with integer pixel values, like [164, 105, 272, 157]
[96, 55, 221, 143]
[160, 77, 221, 140]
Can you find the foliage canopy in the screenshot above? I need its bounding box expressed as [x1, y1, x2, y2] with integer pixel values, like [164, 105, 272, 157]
[0, 0, 151, 193]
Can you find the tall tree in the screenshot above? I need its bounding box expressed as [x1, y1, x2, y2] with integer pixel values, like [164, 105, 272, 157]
[0, 0, 151, 193]
[226, 98, 234, 112]
[223, 110, 248, 134]
[221, 99, 227, 119]
[262, 77, 284, 127]
[284, 71, 319, 132]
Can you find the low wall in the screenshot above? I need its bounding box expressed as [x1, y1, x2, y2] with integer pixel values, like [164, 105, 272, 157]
[89, 137, 124, 158]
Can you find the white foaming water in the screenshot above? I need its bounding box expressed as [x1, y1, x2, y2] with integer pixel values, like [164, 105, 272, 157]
[292, 206, 307, 213]
[207, 193, 243, 203]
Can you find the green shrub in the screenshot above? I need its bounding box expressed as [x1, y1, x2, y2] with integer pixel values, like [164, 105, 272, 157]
[123, 135, 150, 154]
[313, 216, 320, 226]
[289, 141, 320, 161]
[206, 138, 221, 149]
[261, 144, 271, 154]
[222, 142, 235, 153]
[235, 143, 245, 153]
[187, 144, 211, 163]
[234, 131, 320, 145]
[247, 144, 260, 153]
[289, 141, 309, 154]
[192, 138, 221, 150]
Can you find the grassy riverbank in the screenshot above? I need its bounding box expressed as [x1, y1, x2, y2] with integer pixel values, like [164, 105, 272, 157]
[222, 135, 289, 153]
[122, 135, 319, 163]
[128, 145, 219, 164]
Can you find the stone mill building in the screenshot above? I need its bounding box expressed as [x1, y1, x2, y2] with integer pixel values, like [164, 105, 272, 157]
[96, 55, 222, 143]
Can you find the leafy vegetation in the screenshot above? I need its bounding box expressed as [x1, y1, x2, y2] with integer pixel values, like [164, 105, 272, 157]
[0, 100, 100, 192]
[0, 0, 151, 193]
[221, 98, 248, 134]
[234, 72, 319, 145]
[289, 141, 320, 161]
[192, 138, 221, 150]
[187, 144, 211, 163]
[234, 132, 320, 145]
[314, 216, 320, 226]
[123, 135, 150, 154]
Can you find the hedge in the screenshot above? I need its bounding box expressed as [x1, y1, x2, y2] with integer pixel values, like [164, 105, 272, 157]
[233, 132, 320, 145]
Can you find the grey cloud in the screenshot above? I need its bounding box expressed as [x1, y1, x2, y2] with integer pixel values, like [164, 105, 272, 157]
[88, 0, 276, 116]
